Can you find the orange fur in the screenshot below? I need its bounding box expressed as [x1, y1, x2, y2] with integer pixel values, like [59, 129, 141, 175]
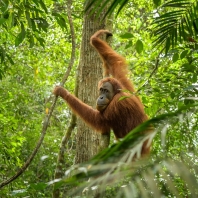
[54, 30, 151, 156]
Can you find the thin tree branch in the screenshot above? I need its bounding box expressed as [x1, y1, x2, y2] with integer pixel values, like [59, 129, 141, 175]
[137, 48, 164, 93]
[60, 1, 76, 85]
[0, 97, 57, 188]
[52, 114, 77, 198]
[0, 0, 76, 189]
[52, 0, 77, 197]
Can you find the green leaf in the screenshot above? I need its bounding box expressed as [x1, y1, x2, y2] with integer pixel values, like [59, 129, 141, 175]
[164, 0, 191, 8]
[0, 18, 6, 25]
[0, 0, 9, 12]
[119, 96, 130, 101]
[36, 36, 45, 47]
[6, 54, 14, 65]
[15, 22, 26, 46]
[30, 182, 48, 190]
[192, 73, 197, 83]
[180, 50, 188, 59]
[172, 53, 179, 62]
[55, 16, 67, 30]
[38, 0, 48, 13]
[165, 37, 170, 54]
[32, 0, 39, 6]
[28, 35, 34, 48]
[36, 18, 49, 32]
[125, 40, 132, 49]
[7, 12, 14, 28]
[135, 40, 143, 54]
[25, 11, 32, 28]
[170, 92, 175, 99]
[0, 47, 5, 63]
[153, 0, 161, 6]
[181, 63, 194, 72]
[152, 0, 198, 50]
[184, 99, 194, 105]
[120, 33, 133, 39]
[31, 19, 37, 31]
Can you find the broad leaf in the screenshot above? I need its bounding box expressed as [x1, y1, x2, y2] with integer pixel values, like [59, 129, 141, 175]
[15, 22, 26, 46]
[135, 39, 144, 54]
[120, 32, 133, 39]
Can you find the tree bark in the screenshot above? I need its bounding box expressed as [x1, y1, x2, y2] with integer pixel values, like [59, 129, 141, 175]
[75, 11, 112, 164]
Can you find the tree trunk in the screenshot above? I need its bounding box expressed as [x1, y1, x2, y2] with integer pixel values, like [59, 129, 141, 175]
[75, 12, 112, 164]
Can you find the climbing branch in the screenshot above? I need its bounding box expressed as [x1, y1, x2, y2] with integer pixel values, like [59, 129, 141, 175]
[52, 0, 77, 197]
[0, 0, 76, 189]
[137, 48, 164, 93]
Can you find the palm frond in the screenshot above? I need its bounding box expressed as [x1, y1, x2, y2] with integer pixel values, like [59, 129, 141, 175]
[152, 0, 198, 52]
[61, 154, 198, 198]
[47, 104, 198, 197]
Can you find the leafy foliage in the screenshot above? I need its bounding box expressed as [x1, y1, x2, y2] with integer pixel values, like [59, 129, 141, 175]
[48, 104, 198, 197]
[152, 0, 198, 52]
[85, 0, 198, 53]
[0, 0, 69, 78]
[1, 0, 198, 197]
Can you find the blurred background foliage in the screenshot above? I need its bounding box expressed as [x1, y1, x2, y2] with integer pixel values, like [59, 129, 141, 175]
[0, 0, 198, 197]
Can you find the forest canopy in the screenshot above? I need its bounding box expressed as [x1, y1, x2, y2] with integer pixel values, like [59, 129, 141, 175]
[0, 0, 198, 197]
